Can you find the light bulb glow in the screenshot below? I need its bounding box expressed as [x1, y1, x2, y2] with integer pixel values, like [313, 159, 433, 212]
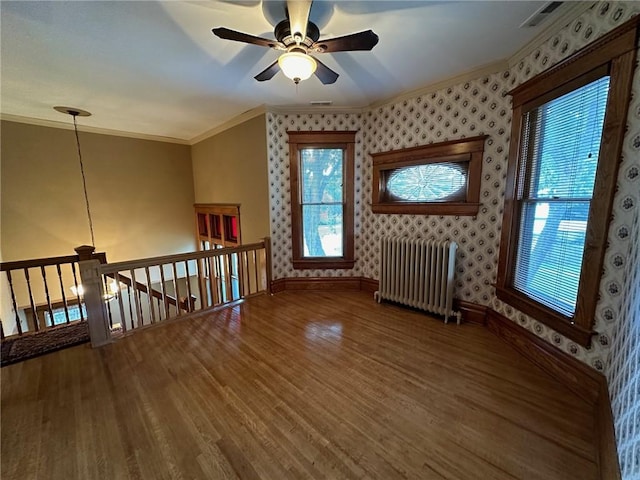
[278, 52, 317, 83]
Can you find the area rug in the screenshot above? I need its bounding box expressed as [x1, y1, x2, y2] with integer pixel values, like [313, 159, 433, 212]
[1, 322, 90, 367]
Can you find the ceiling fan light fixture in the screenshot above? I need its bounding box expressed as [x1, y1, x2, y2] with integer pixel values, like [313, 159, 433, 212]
[278, 51, 317, 84]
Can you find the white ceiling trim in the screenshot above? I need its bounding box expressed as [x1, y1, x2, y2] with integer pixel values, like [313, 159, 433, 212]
[368, 60, 509, 111]
[1, 113, 191, 145]
[189, 105, 267, 145]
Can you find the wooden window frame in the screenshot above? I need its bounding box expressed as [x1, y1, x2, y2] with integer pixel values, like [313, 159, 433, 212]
[496, 17, 639, 347]
[288, 131, 356, 270]
[371, 136, 486, 216]
[194, 204, 241, 249]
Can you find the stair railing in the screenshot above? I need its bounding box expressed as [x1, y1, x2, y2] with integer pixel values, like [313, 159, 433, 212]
[78, 237, 272, 347]
[0, 247, 105, 338]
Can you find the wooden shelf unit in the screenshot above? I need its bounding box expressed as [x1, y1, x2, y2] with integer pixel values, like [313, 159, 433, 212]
[194, 204, 241, 249]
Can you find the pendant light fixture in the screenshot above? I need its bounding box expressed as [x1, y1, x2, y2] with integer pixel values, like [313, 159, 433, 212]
[54, 106, 117, 301]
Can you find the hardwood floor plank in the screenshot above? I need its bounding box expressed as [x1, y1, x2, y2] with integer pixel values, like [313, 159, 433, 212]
[2, 291, 599, 479]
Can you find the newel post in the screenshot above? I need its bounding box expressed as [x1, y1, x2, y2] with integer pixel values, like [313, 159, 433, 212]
[75, 244, 96, 261]
[263, 236, 272, 295]
[75, 246, 111, 348]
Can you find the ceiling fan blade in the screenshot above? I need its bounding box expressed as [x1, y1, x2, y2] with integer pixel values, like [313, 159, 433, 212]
[312, 30, 379, 53]
[254, 60, 280, 82]
[312, 56, 338, 85]
[212, 27, 278, 49]
[286, 0, 312, 42]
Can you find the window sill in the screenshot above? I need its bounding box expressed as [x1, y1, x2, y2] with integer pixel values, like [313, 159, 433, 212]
[371, 202, 480, 216]
[495, 286, 595, 347]
[292, 259, 355, 270]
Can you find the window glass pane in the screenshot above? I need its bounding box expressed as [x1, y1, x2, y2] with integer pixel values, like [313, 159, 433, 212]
[45, 304, 87, 326]
[529, 76, 609, 200]
[386, 163, 467, 201]
[513, 76, 610, 317]
[514, 200, 589, 316]
[302, 204, 343, 257]
[301, 148, 343, 203]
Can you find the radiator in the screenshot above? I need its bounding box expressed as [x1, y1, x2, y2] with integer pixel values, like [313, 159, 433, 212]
[374, 236, 461, 324]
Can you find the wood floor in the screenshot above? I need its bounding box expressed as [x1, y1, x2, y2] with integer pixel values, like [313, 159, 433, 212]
[1, 291, 598, 480]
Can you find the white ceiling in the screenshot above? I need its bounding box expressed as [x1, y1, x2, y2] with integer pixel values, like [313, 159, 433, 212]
[1, 1, 567, 142]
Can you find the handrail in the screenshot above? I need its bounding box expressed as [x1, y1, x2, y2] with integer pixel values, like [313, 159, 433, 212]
[100, 241, 266, 274]
[0, 252, 106, 271]
[1, 254, 81, 271]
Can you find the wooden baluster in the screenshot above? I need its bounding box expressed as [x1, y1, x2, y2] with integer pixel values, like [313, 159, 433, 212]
[253, 249, 260, 295]
[130, 269, 143, 328]
[71, 262, 85, 322]
[5, 271, 23, 335]
[159, 265, 170, 320]
[40, 265, 55, 328]
[195, 258, 207, 309]
[208, 256, 218, 306]
[126, 284, 134, 331]
[172, 262, 181, 315]
[264, 237, 272, 295]
[145, 267, 156, 324]
[224, 253, 233, 301]
[56, 264, 71, 324]
[105, 290, 114, 329]
[238, 252, 246, 299]
[102, 276, 114, 329]
[114, 272, 127, 333]
[183, 261, 193, 312]
[213, 255, 221, 303]
[23, 268, 39, 332]
[156, 297, 162, 321]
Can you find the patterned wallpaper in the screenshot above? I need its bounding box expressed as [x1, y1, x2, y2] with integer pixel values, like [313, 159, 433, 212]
[608, 203, 640, 479]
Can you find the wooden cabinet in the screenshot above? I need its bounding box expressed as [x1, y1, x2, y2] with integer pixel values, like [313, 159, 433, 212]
[194, 204, 241, 249]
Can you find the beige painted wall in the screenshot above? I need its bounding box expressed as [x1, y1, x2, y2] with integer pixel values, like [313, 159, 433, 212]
[191, 114, 269, 244]
[1, 120, 196, 263]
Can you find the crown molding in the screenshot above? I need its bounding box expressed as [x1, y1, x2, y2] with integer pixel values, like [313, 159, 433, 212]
[0, 113, 190, 145]
[508, 1, 596, 68]
[189, 105, 267, 145]
[367, 60, 509, 111]
[267, 105, 365, 116]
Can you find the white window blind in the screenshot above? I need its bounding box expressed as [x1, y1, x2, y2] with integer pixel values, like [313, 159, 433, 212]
[512, 76, 610, 317]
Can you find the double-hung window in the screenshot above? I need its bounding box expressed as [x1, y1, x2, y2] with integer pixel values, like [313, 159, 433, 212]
[288, 131, 356, 269]
[496, 18, 638, 346]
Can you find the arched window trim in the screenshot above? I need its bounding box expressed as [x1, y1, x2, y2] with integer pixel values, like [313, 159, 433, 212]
[371, 136, 487, 216]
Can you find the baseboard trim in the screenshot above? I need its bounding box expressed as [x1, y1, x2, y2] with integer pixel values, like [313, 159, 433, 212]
[486, 309, 602, 403]
[271, 277, 363, 292]
[360, 277, 379, 293]
[597, 381, 621, 480]
[484, 308, 619, 480]
[455, 300, 488, 325]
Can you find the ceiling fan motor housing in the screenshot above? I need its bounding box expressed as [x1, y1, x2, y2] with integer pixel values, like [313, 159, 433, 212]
[275, 19, 320, 49]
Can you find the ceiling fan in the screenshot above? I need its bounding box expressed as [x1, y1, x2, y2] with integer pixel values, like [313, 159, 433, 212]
[212, 0, 379, 85]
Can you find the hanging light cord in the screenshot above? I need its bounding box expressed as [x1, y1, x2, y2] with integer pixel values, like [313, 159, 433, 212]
[72, 113, 96, 247]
